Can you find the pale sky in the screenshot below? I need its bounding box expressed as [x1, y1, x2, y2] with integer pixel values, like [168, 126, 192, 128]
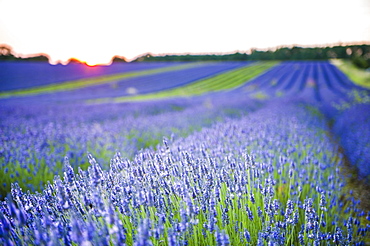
[0, 0, 369, 65]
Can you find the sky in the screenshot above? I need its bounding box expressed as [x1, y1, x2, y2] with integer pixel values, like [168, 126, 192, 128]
[0, 0, 369, 65]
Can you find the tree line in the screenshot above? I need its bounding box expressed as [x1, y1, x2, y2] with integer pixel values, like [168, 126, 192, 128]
[0, 44, 49, 62]
[132, 44, 370, 69]
[1, 43, 369, 69]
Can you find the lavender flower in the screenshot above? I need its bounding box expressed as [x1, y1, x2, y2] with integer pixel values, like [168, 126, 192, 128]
[215, 229, 230, 246]
[134, 219, 153, 246]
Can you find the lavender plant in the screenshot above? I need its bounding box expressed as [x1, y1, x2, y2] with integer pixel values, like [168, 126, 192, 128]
[0, 96, 260, 197]
[1, 102, 369, 245]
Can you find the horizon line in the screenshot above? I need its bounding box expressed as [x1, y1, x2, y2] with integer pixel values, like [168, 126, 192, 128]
[1, 40, 370, 66]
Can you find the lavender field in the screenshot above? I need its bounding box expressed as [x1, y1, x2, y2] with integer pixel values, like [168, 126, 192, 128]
[0, 60, 369, 245]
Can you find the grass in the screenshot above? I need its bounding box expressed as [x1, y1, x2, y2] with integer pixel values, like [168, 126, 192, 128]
[0, 63, 206, 98]
[331, 59, 370, 89]
[88, 61, 279, 104]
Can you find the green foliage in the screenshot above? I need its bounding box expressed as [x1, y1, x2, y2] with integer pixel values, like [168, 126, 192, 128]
[132, 44, 370, 62]
[111, 55, 128, 63]
[332, 59, 370, 89]
[132, 52, 249, 62]
[351, 56, 370, 69]
[2, 43, 370, 65]
[0, 44, 49, 62]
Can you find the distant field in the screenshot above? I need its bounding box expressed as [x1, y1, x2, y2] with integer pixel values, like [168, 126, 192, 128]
[93, 61, 278, 103]
[0, 61, 182, 91]
[0, 61, 254, 101]
[0, 62, 201, 98]
[233, 61, 358, 103]
[1, 60, 367, 103]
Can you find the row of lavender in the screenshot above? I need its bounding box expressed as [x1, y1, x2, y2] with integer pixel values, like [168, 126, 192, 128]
[0, 61, 180, 91]
[331, 94, 370, 178]
[0, 61, 251, 104]
[228, 61, 370, 177]
[0, 95, 260, 197]
[235, 61, 357, 104]
[0, 61, 254, 195]
[54, 62, 250, 101]
[1, 100, 369, 245]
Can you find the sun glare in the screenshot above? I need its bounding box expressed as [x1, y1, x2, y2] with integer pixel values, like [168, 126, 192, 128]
[85, 60, 108, 67]
[69, 55, 113, 67]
